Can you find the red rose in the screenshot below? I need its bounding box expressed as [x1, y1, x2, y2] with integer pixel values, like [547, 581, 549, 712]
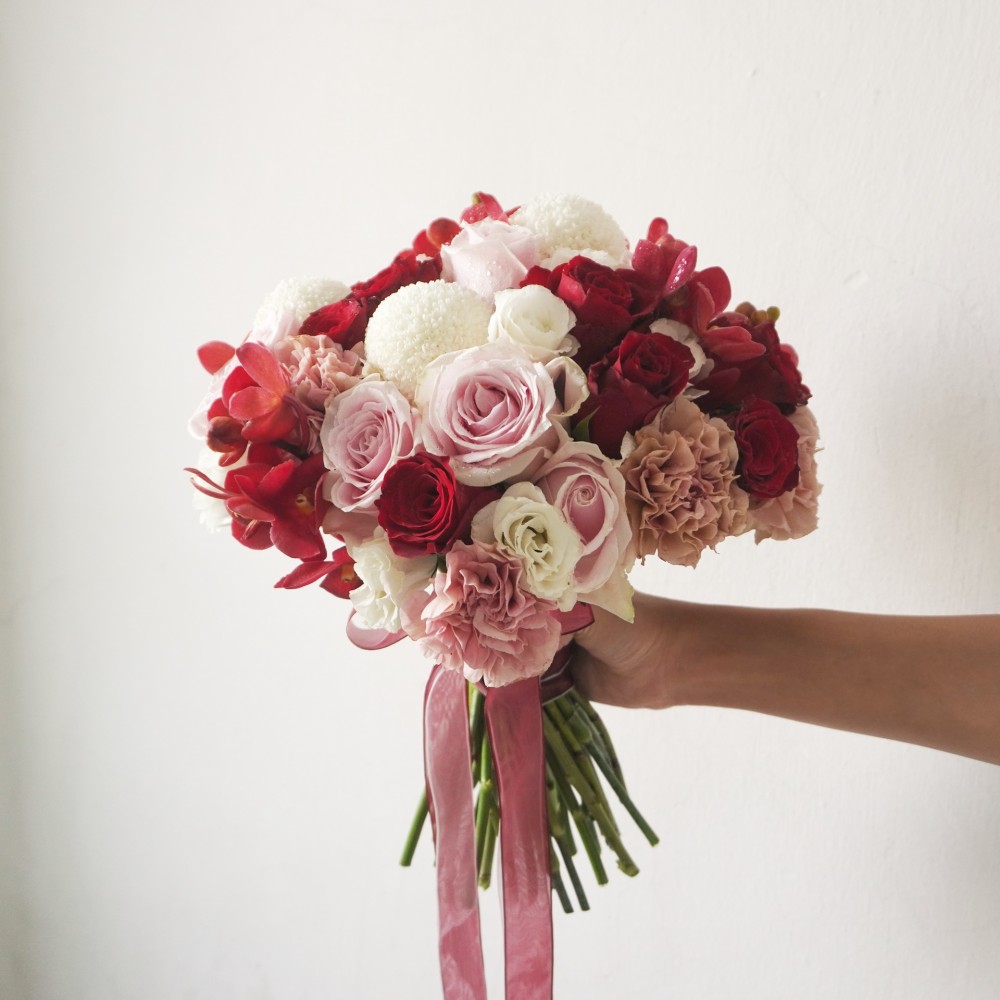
[524, 256, 659, 369]
[351, 249, 441, 312]
[376, 452, 497, 558]
[732, 399, 800, 499]
[577, 330, 694, 457]
[299, 297, 368, 348]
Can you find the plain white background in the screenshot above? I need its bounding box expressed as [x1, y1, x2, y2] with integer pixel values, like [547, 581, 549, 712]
[3, 0, 999, 997]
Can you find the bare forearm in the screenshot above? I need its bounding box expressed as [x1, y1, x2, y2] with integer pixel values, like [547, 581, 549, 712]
[673, 603, 1000, 764]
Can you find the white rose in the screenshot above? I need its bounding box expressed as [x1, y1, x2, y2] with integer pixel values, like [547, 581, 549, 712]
[471, 483, 582, 609]
[349, 531, 436, 633]
[488, 286, 577, 362]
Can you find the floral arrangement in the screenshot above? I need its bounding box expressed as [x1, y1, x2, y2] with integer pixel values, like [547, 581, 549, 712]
[188, 192, 819, 999]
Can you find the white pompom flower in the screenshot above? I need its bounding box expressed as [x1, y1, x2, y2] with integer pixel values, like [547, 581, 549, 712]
[511, 194, 631, 269]
[364, 280, 492, 398]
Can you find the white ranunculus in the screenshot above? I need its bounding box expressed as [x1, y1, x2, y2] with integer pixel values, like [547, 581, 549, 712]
[488, 286, 576, 361]
[349, 531, 437, 633]
[471, 483, 581, 609]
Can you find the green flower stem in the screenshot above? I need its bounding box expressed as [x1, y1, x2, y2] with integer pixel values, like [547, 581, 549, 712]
[474, 734, 495, 872]
[549, 846, 574, 914]
[400, 791, 429, 867]
[553, 825, 590, 911]
[569, 690, 624, 783]
[576, 725, 660, 848]
[547, 701, 618, 836]
[478, 807, 498, 889]
[542, 713, 639, 877]
[469, 688, 486, 781]
[545, 740, 609, 884]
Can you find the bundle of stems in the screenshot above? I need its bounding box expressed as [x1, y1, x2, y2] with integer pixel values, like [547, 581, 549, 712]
[400, 684, 659, 912]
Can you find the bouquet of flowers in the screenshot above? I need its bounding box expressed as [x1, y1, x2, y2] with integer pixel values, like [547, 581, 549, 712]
[188, 192, 819, 998]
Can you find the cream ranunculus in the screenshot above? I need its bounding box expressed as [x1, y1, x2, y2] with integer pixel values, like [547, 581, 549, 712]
[472, 482, 582, 609]
[348, 530, 437, 633]
[488, 285, 577, 362]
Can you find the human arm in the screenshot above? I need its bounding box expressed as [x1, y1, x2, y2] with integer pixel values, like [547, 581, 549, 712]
[572, 593, 1000, 765]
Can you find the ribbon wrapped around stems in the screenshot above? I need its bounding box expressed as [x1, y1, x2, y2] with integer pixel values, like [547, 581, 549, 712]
[347, 603, 656, 999]
[422, 606, 593, 1000]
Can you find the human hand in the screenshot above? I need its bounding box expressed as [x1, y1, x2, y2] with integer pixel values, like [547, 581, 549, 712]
[572, 592, 688, 710]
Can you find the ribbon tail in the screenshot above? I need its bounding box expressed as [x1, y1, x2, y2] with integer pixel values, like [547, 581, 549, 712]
[424, 666, 488, 1000]
[486, 679, 554, 1000]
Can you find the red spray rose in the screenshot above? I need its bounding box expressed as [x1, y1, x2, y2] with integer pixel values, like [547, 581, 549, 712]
[732, 399, 801, 499]
[696, 304, 811, 415]
[524, 256, 659, 369]
[376, 453, 497, 558]
[577, 330, 694, 458]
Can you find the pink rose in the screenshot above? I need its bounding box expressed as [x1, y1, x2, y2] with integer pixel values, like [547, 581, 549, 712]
[417, 343, 571, 487]
[533, 440, 635, 619]
[320, 380, 420, 511]
[409, 541, 561, 687]
[748, 406, 821, 542]
[440, 219, 540, 300]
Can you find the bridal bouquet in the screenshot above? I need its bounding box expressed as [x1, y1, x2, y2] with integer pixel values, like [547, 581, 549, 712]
[188, 192, 819, 998]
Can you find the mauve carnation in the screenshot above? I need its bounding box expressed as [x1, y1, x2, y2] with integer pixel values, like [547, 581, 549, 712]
[440, 219, 540, 299]
[620, 397, 748, 567]
[320, 380, 420, 511]
[411, 541, 562, 687]
[748, 406, 821, 542]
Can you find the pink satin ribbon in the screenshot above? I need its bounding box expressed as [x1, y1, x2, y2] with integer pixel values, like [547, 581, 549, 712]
[348, 605, 595, 999]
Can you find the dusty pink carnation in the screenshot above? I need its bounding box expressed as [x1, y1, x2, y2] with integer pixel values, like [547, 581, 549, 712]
[273, 334, 363, 411]
[748, 406, 821, 542]
[620, 396, 748, 567]
[409, 540, 561, 687]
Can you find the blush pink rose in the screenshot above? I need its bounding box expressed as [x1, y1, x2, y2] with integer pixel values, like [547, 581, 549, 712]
[417, 343, 570, 487]
[320, 380, 420, 511]
[440, 219, 540, 299]
[748, 406, 821, 542]
[409, 540, 561, 687]
[533, 440, 635, 618]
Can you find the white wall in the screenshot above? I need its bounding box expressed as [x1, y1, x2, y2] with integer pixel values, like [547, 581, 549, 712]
[3, 0, 999, 997]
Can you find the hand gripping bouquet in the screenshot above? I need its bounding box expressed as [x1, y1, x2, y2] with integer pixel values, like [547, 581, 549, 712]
[188, 193, 819, 999]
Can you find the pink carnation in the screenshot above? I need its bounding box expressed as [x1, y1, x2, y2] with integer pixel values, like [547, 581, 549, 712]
[273, 334, 363, 412]
[748, 406, 821, 542]
[409, 541, 561, 687]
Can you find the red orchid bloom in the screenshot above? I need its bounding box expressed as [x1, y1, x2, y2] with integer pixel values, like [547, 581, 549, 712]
[188, 450, 327, 559]
[273, 547, 361, 598]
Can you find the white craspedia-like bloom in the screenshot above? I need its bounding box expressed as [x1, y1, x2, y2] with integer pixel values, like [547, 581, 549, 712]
[364, 280, 492, 398]
[512, 194, 630, 268]
[252, 276, 350, 341]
